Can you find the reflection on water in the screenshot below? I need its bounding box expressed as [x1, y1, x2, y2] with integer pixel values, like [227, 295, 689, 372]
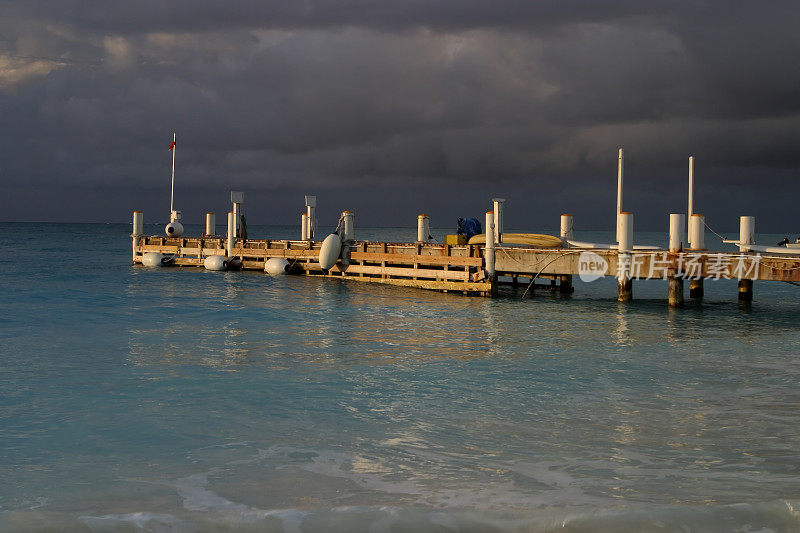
[4, 224, 800, 531]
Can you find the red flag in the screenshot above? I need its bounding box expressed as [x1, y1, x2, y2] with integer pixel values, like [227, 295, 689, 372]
[168, 139, 176, 150]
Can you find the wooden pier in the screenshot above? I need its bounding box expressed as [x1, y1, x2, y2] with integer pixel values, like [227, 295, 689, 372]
[132, 234, 800, 304]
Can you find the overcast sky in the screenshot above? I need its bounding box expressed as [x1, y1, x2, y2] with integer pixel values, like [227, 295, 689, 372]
[1, 1, 799, 232]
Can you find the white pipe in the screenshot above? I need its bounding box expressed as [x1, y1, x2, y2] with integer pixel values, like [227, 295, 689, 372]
[618, 212, 633, 253]
[232, 203, 240, 238]
[669, 213, 686, 252]
[169, 132, 176, 214]
[485, 211, 496, 278]
[689, 214, 705, 250]
[560, 214, 574, 241]
[342, 211, 355, 243]
[205, 212, 215, 236]
[132, 211, 143, 263]
[739, 216, 755, 246]
[227, 211, 235, 257]
[688, 155, 695, 221]
[492, 198, 505, 244]
[301, 213, 309, 240]
[616, 148, 624, 243]
[417, 214, 430, 243]
[307, 205, 315, 240]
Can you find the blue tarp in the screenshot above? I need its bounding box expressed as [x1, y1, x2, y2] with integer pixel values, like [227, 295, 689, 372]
[457, 218, 482, 240]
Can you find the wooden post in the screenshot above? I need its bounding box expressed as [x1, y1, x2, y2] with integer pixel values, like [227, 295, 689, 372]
[560, 275, 574, 294]
[689, 279, 704, 299]
[738, 279, 753, 302]
[668, 275, 684, 308]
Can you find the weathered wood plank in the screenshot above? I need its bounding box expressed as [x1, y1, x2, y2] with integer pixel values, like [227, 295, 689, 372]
[298, 262, 471, 281]
[349, 252, 481, 267]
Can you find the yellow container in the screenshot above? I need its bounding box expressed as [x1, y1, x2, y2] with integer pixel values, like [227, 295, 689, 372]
[444, 234, 468, 245]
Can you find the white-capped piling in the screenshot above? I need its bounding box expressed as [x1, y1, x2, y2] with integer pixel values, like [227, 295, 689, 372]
[616, 148, 624, 244]
[226, 211, 235, 257]
[560, 214, 574, 241]
[668, 213, 685, 308]
[559, 214, 574, 294]
[132, 211, 143, 263]
[301, 213, 309, 240]
[739, 216, 755, 247]
[417, 214, 430, 243]
[617, 212, 633, 302]
[492, 198, 505, 244]
[205, 212, 216, 236]
[669, 214, 686, 252]
[305, 195, 317, 240]
[342, 211, 355, 243]
[485, 210, 497, 296]
[689, 213, 705, 299]
[739, 216, 755, 302]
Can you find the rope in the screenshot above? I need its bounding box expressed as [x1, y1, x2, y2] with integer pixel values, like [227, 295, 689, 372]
[702, 218, 729, 242]
[521, 251, 583, 300]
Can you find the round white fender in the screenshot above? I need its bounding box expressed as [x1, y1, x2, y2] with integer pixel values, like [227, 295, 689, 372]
[318, 233, 342, 270]
[141, 252, 164, 267]
[204, 255, 228, 271]
[265, 257, 290, 276]
[165, 221, 184, 237]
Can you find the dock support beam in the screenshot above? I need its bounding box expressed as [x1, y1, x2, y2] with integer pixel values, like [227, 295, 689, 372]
[617, 212, 633, 302]
[668, 275, 684, 308]
[738, 279, 753, 302]
[689, 279, 704, 299]
[668, 213, 686, 308]
[560, 275, 573, 294]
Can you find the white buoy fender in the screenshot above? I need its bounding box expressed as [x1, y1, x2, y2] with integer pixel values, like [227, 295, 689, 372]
[265, 257, 290, 276]
[165, 221, 184, 237]
[204, 255, 228, 271]
[318, 233, 342, 270]
[142, 252, 164, 267]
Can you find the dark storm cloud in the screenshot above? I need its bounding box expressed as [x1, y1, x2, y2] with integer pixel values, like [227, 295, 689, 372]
[1, 1, 799, 229]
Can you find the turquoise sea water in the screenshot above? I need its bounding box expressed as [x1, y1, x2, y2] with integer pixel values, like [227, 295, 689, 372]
[2, 222, 800, 532]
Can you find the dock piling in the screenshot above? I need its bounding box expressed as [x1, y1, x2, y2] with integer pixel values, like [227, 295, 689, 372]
[206, 212, 215, 237]
[492, 198, 505, 244]
[417, 214, 429, 243]
[226, 211, 235, 257]
[485, 210, 497, 297]
[560, 214, 574, 241]
[617, 212, 633, 302]
[668, 214, 686, 307]
[301, 213, 309, 240]
[132, 211, 143, 263]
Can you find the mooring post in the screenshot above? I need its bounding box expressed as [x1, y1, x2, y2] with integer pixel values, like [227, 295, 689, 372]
[226, 211, 235, 257]
[688, 213, 705, 298]
[485, 210, 497, 297]
[205, 212, 215, 237]
[417, 214, 430, 243]
[738, 216, 755, 302]
[617, 212, 633, 302]
[301, 213, 309, 240]
[231, 191, 244, 238]
[560, 214, 574, 294]
[668, 213, 685, 308]
[132, 211, 143, 263]
[616, 148, 624, 244]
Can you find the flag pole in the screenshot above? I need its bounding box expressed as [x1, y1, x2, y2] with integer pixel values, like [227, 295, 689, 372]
[169, 132, 176, 214]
